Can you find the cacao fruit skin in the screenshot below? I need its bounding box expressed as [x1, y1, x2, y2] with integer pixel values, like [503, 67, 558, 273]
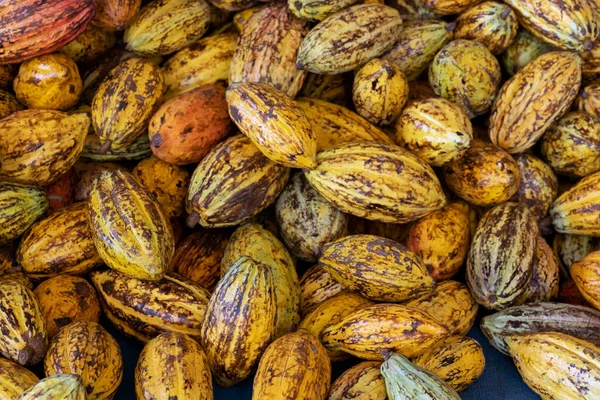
[554, 233, 600, 277]
[387, 0, 439, 19]
[584, 46, 600, 82]
[135, 332, 213, 400]
[299, 265, 346, 317]
[289, 0, 359, 21]
[506, 332, 600, 399]
[551, 171, 600, 236]
[299, 74, 347, 106]
[305, 141, 447, 223]
[91, 269, 210, 342]
[82, 134, 152, 162]
[0, 0, 94, 64]
[329, 361, 386, 400]
[0, 282, 48, 366]
[577, 81, 600, 119]
[0, 65, 16, 89]
[296, 4, 403, 74]
[502, 29, 552, 76]
[17, 374, 86, 400]
[233, 7, 261, 31]
[59, 24, 116, 63]
[44, 321, 123, 400]
[208, 0, 258, 12]
[252, 330, 331, 400]
[527, 236, 559, 302]
[511, 153, 558, 220]
[572, 251, 600, 311]
[201, 256, 277, 387]
[467, 202, 538, 310]
[0, 355, 39, 399]
[423, 0, 483, 15]
[0, 182, 48, 246]
[0, 90, 23, 120]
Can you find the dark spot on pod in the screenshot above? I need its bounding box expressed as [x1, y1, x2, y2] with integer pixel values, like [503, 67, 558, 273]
[294, 1, 302, 10]
[500, 7, 512, 20]
[151, 134, 163, 147]
[445, 22, 456, 32]
[581, 91, 590, 99]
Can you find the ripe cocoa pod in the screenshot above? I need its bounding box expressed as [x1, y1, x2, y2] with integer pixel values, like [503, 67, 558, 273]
[186, 134, 290, 228]
[572, 251, 600, 310]
[429, 39, 501, 118]
[305, 142, 446, 223]
[233, 6, 261, 30]
[467, 203, 538, 310]
[551, 171, 600, 236]
[527, 236, 559, 302]
[1, 273, 33, 289]
[0, 182, 48, 246]
[501, 29, 552, 76]
[299, 74, 347, 106]
[125, 0, 211, 56]
[0, 356, 39, 399]
[92, 57, 164, 151]
[423, 0, 484, 15]
[59, 24, 116, 62]
[17, 374, 86, 400]
[0, 110, 89, 186]
[584, 46, 600, 82]
[511, 153, 558, 219]
[0, 90, 23, 119]
[554, 233, 600, 277]
[290, 0, 360, 21]
[577, 81, 600, 118]
[82, 134, 152, 162]
[73, 162, 127, 202]
[0, 282, 48, 366]
[0, 65, 16, 89]
[299, 265, 346, 316]
[93, 0, 141, 31]
[0, 0, 94, 64]
[490, 51, 582, 154]
[91, 269, 210, 342]
[208, 0, 257, 12]
[201, 256, 276, 387]
[296, 4, 403, 74]
[252, 330, 331, 400]
[329, 361, 386, 400]
[135, 332, 213, 400]
[387, 0, 438, 19]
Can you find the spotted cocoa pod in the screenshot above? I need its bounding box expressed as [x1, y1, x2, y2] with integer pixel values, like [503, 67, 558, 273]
[0, 356, 39, 399]
[93, 0, 141, 31]
[554, 233, 600, 277]
[501, 29, 552, 77]
[511, 154, 558, 220]
[0, 89, 23, 120]
[329, 361, 386, 400]
[59, 24, 116, 63]
[17, 374, 86, 400]
[81, 134, 152, 162]
[527, 236, 560, 303]
[299, 73, 347, 106]
[299, 265, 346, 317]
[577, 81, 600, 119]
[0, 182, 48, 246]
[423, 0, 484, 15]
[551, 171, 600, 236]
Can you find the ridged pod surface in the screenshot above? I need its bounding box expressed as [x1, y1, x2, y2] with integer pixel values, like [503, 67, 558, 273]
[453, 1, 519, 55]
[423, 0, 483, 15]
[0, 282, 48, 366]
[290, 0, 359, 21]
[527, 237, 559, 302]
[383, 20, 452, 81]
[511, 154, 558, 219]
[92, 57, 164, 151]
[506, 333, 600, 399]
[252, 330, 331, 400]
[481, 302, 600, 355]
[93, 0, 142, 31]
[91, 269, 210, 342]
[186, 134, 290, 228]
[89, 170, 174, 280]
[0, 90, 23, 119]
[135, 332, 213, 400]
[321, 304, 449, 360]
[406, 280, 478, 336]
[299, 265, 346, 316]
[501, 29, 552, 76]
[82, 134, 152, 162]
[551, 172, 600, 236]
[296, 4, 403, 74]
[395, 97, 473, 167]
[554, 233, 600, 277]
[17, 374, 86, 400]
[572, 251, 600, 310]
[305, 142, 446, 223]
[44, 321, 122, 400]
[296, 97, 392, 149]
[504, 0, 599, 51]
[227, 82, 317, 168]
[0, 356, 39, 399]
[584, 46, 600, 82]
[0, 0, 94, 64]
[319, 235, 435, 302]
[208, 0, 258, 12]
[329, 361, 386, 400]
[233, 7, 261, 31]
[201, 256, 276, 387]
[0, 110, 89, 186]
[0, 182, 48, 246]
[299, 74, 347, 106]
[489, 51, 582, 154]
[467, 203, 538, 310]
[429, 39, 501, 118]
[59, 24, 116, 63]
[577, 81, 600, 119]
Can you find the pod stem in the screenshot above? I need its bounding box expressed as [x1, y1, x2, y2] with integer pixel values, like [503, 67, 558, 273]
[99, 140, 112, 153]
[381, 349, 392, 361]
[445, 21, 456, 33]
[584, 38, 596, 51]
[186, 211, 200, 228]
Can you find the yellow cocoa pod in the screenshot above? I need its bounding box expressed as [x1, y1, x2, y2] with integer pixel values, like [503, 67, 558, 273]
[383, 20, 452, 81]
[1, 273, 32, 290]
[0, 64, 16, 89]
[17, 202, 102, 279]
[0, 356, 39, 399]
[584, 46, 600, 82]
[17, 374, 86, 400]
[92, 57, 164, 151]
[252, 330, 331, 400]
[0, 282, 48, 366]
[406, 280, 478, 336]
[511, 153, 558, 220]
[554, 233, 600, 277]
[395, 97, 473, 166]
[296, 97, 392, 149]
[413, 335, 485, 392]
[88, 170, 174, 280]
[490, 51, 582, 154]
[447, 200, 480, 241]
[467, 203, 538, 310]
[352, 58, 409, 126]
[305, 141, 447, 223]
[0, 110, 89, 186]
[299, 265, 346, 317]
[527, 236, 559, 302]
[298, 292, 372, 361]
[162, 32, 237, 99]
[209, 0, 257, 12]
[135, 332, 213, 400]
[364, 220, 411, 244]
[59, 24, 116, 63]
[504, 0, 599, 51]
[14, 53, 82, 110]
[296, 4, 403, 74]
[444, 140, 520, 207]
[408, 80, 437, 103]
[320, 234, 435, 302]
[322, 304, 449, 360]
[329, 361, 386, 400]
[577, 81, 600, 118]
[81, 133, 152, 162]
[407, 206, 470, 281]
[233, 6, 261, 31]
[0, 182, 48, 246]
[298, 74, 347, 106]
[91, 270, 210, 342]
[221, 223, 300, 338]
[44, 321, 122, 400]
[186, 134, 290, 228]
[572, 251, 600, 309]
[289, 0, 358, 21]
[201, 256, 276, 387]
[34, 275, 101, 339]
[387, 0, 438, 19]
[132, 156, 190, 218]
[124, 0, 211, 56]
[0, 89, 23, 119]
[429, 39, 501, 118]
[501, 29, 553, 76]
[551, 171, 600, 236]
[506, 332, 600, 399]
[423, 0, 484, 15]
[453, 1, 518, 55]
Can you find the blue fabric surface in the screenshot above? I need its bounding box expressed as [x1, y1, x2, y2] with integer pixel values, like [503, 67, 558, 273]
[106, 317, 541, 400]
